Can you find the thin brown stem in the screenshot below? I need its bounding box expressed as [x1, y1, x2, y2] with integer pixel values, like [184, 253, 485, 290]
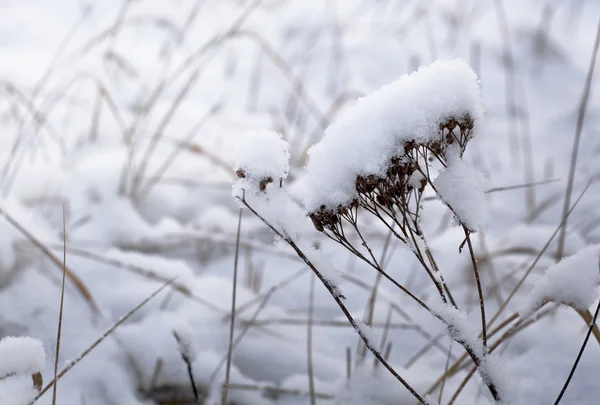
[556, 18, 600, 259]
[222, 208, 242, 405]
[463, 226, 487, 349]
[307, 274, 317, 405]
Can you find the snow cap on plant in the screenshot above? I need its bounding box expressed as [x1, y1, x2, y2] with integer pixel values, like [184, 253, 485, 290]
[0, 336, 45, 394]
[0, 336, 45, 377]
[305, 59, 483, 235]
[172, 320, 198, 363]
[232, 130, 290, 194]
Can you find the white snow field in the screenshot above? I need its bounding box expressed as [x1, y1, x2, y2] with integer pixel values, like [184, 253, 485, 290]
[1, 0, 600, 404]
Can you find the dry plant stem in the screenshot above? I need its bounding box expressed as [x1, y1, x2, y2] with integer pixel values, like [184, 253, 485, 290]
[422, 179, 560, 203]
[362, 227, 394, 342]
[448, 307, 556, 404]
[491, 0, 523, 171]
[29, 279, 175, 404]
[206, 282, 278, 392]
[173, 332, 200, 404]
[307, 274, 317, 405]
[336, 231, 432, 314]
[424, 312, 520, 396]
[342, 273, 453, 359]
[404, 332, 446, 369]
[448, 323, 526, 404]
[336, 207, 443, 312]
[0, 205, 100, 314]
[355, 224, 390, 361]
[374, 305, 394, 369]
[0, 8, 88, 194]
[224, 383, 333, 400]
[463, 226, 487, 348]
[137, 104, 220, 197]
[554, 299, 600, 404]
[346, 347, 352, 381]
[222, 208, 242, 405]
[234, 266, 307, 317]
[556, 18, 600, 260]
[404, 219, 448, 304]
[185, 360, 199, 403]
[53, 245, 225, 313]
[487, 180, 592, 329]
[238, 197, 429, 404]
[252, 319, 417, 329]
[447, 364, 476, 404]
[149, 358, 163, 392]
[123, 1, 259, 194]
[51, 207, 68, 405]
[438, 342, 453, 405]
[576, 309, 600, 346]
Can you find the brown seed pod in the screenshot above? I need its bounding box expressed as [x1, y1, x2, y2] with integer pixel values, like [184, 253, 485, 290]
[259, 177, 273, 191]
[310, 214, 324, 232]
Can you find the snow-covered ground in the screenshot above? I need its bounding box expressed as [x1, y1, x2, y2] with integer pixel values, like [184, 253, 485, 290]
[1, 0, 600, 404]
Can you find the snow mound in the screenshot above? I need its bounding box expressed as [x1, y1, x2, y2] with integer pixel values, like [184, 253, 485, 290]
[0, 336, 45, 377]
[520, 244, 600, 317]
[233, 130, 290, 195]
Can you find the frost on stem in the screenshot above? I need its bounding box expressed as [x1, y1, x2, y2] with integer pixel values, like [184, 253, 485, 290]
[520, 244, 600, 318]
[434, 304, 517, 404]
[172, 320, 198, 363]
[0, 336, 45, 379]
[305, 59, 484, 242]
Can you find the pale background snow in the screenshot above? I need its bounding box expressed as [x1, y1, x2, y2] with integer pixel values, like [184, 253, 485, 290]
[1, 0, 600, 405]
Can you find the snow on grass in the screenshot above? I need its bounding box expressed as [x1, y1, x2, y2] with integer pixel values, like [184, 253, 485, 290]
[0, 375, 39, 405]
[303, 59, 483, 213]
[0, 336, 45, 377]
[520, 244, 600, 317]
[355, 321, 380, 352]
[434, 303, 485, 358]
[434, 303, 517, 404]
[434, 153, 489, 231]
[230, 130, 325, 240]
[172, 319, 198, 363]
[232, 130, 290, 195]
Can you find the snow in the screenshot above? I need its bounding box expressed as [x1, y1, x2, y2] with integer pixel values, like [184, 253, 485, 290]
[232, 130, 290, 194]
[434, 303, 484, 359]
[356, 322, 380, 353]
[433, 302, 516, 404]
[1, 0, 600, 404]
[0, 336, 45, 379]
[0, 375, 39, 405]
[172, 319, 198, 363]
[303, 59, 483, 213]
[434, 152, 489, 232]
[333, 363, 436, 405]
[520, 244, 600, 317]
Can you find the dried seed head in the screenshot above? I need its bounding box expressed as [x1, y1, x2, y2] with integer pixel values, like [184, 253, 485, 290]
[310, 214, 324, 232]
[259, 177, 273, 191]
[32, 372, 43, 392]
